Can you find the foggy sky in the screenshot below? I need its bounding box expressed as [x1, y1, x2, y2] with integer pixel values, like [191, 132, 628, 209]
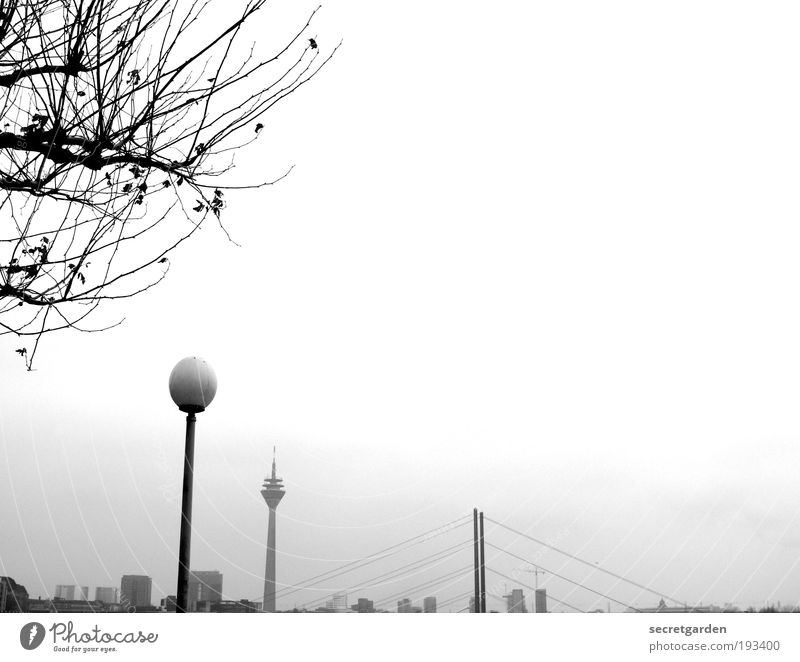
[3, 0, 800, 613]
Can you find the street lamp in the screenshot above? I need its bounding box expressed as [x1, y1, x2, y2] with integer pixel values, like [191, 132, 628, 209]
[168, 356, 217, 613]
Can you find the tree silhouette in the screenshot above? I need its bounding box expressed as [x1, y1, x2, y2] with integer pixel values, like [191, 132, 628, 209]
[0, 0, 336, 368]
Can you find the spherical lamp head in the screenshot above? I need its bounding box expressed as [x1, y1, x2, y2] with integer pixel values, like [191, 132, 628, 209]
[168, 356, 217, 413]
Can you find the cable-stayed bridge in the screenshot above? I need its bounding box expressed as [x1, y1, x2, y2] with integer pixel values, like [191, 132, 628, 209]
[247, 509, 695, 613]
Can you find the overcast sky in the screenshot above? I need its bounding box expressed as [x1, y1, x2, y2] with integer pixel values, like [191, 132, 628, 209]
[3, 0, 800, 612]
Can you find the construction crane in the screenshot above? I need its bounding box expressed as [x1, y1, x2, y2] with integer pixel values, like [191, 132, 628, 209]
[522, 565, 546, 589]
[522, 565, 546, 613]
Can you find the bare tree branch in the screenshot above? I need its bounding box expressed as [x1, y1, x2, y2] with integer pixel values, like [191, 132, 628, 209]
[0, 0, 336, 368]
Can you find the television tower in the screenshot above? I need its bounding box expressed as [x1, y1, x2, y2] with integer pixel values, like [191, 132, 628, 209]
[261, 446, 285, 612]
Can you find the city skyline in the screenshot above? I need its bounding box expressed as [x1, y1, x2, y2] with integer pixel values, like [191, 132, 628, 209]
[4, 486, 800, 614]
[4, 445, 800, 612]
[6, 570, 794, 613]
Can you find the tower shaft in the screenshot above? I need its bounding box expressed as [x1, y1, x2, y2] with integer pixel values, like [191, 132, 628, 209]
[263, 506, 278, 612]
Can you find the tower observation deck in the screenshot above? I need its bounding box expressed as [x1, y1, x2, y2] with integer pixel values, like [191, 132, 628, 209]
[261, 447, 285, 612]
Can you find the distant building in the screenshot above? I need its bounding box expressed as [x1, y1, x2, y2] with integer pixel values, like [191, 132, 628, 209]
[120, 575, 152, 609]
[0, 576, 29, 612]
[627, 599, 722, 614]
[351, 598, 375, 613]
[161, 595, 178, 612]
[29, 599, 158, 613]
[53, 599, 105, 613]
[54, 584, 90, 601]
[469, 596, 477, 613]
[534, 589, 547, 614]
[423, 597, 437, 613]
[397, 598, 412, 613]
[202, 599, 260, 613]
[187, 571, 223, 612]
[27, 599, 52, 613]
[30, 599, 106, 613]
[504, 589, 527, 613]
[95, 587, 118, 604]
[322, 592, 348, 613]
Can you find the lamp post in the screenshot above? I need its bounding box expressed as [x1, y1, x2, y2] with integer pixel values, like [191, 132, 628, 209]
[168, 356, 217, 613]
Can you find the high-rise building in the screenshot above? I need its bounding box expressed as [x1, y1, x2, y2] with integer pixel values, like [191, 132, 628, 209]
[469, 596, 477, 613]
[0, 576, 29, 612]
[187, 571, 223, 612]
[351, 598, 375, 613]
[423, 597, 437, 613]
[78, 586, 89, 601]
[120, 575, 152, 608]
[95, 587, 119, 604]
[397, 598, 412, 613]
[504, 588, 527, 613]
[534, 589, 547, 614]
[261, 447, 285, 613]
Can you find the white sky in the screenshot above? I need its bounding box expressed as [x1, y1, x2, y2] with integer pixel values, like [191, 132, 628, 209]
[3, 0, 800, 612]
